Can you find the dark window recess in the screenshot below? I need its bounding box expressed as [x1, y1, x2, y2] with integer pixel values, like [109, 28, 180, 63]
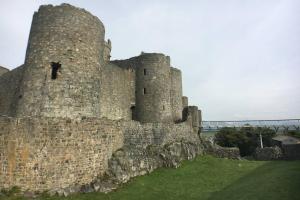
[163, 105, 165, 110]
[51, 62, 62, 80]
[144, 68, 147, 75]
[33, 163, 38, 170]
[143, 88, 146, 94]
[130, 106, 136, 120]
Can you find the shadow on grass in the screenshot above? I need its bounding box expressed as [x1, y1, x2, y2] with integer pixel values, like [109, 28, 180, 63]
[207, 160, 300, 200]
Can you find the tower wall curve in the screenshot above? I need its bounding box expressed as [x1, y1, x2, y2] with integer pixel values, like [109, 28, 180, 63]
[16, 4, 105, 118]
[135, 53, 172, 123]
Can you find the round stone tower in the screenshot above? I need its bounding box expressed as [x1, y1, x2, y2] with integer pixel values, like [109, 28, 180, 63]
[170, 67, 183, 122]
[16, 4, 105, 118]
[135, 53, 172, 123]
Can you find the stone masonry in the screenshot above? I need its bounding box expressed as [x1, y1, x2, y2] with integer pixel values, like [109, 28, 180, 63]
[0, 4, 203, 193]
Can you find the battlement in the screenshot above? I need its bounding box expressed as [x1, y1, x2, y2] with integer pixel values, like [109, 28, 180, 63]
[36, 3, 102, 24]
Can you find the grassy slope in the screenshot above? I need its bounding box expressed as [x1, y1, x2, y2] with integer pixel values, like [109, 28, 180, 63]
[2, 156, 300, 200]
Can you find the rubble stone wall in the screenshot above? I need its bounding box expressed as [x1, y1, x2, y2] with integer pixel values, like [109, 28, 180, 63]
[254, 146, 283, 160]
[0, 115, 200, 192]
[0, 117, 123, 191]
[100, 63, 132, 120]
[16, 4, 104, 119]
[122, 118, 199, 148]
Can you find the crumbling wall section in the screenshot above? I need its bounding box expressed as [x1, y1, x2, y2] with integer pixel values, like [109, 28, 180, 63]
[254, 146, 283, 160]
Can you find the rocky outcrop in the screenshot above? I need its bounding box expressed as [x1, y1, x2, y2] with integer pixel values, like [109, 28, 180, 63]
[201, 138, 241, 159]
[254, 146, 283, 161]
[207, 146, 240, 159]
[54, 140, 204, 196]
[56, 138, 243, 196]
[93, 140, 204, 193]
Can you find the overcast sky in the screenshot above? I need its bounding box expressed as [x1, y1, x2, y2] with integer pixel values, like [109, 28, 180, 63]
[0, 0, 299, 120]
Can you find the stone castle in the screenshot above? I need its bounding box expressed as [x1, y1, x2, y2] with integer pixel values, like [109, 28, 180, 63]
[0, 4, 203, 194]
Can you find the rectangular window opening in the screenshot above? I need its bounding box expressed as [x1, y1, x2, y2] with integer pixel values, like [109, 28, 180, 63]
[51, 62, 61, 80]
[143, 88, 146, 94]
[144, 68, 147, 75]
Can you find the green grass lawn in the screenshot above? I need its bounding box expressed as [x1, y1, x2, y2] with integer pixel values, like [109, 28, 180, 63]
[2, 155, 300, 200]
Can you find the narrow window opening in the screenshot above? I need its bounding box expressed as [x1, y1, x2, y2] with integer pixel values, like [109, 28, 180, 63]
[51, 62, 61, 80]
[144, 68, 147, 75]
[143, 88, 146, 94]
[163, 105, 165, 110]
[130, 106, 136, 120]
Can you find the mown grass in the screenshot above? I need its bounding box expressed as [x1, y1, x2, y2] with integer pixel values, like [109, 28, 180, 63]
[2, 155, 300, 200]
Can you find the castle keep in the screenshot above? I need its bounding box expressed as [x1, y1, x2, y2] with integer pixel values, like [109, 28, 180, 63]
[0, 5, 183, 122]
[0, 4, 202, 193]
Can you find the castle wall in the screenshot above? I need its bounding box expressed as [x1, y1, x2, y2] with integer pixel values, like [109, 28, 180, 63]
[122, 120, 199, 149]
[135, 53, 172, 123]
[100, 63, 132, 120]
[187, 106, 200, 132]
[0, 66, 9, 77]
[170, 67, 183, 122]
[0, 66, 24, 116]
[182, 96, 189, 109]
[0, 116, 199, 192]
[15, 4, 105, 118]
[112, 59, 137, 106]
[0, 117, 123, 191]
[0, 3, 204, 194]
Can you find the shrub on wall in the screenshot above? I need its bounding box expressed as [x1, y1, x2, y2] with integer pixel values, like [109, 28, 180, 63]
[215, 126, 276, 156]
